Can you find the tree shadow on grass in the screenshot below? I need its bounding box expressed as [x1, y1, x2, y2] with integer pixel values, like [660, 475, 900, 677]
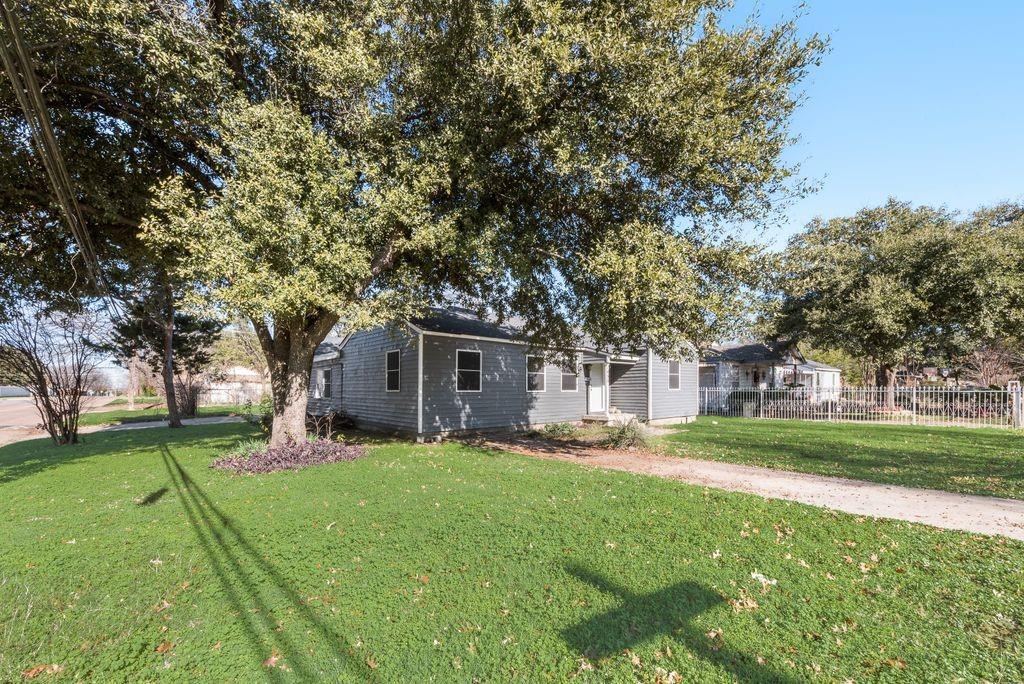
[561, 564, 795, 683]
[158, 445, 373, 682]
[0, 428, 243, 485]
[135, 487, 168, 506]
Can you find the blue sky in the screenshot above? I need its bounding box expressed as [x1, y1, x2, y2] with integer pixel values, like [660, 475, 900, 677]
[736, 1, 1024, 247]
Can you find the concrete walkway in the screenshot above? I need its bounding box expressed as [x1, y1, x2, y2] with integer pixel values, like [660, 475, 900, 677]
[88, 416, 246, 432]
[486, 439, 1024, 541]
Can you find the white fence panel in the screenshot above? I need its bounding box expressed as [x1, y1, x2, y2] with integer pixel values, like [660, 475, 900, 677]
[698, 385, 1022, 429]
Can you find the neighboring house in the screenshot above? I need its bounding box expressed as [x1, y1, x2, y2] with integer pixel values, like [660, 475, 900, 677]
[202, 366, 268, 405]
[308, 308, 699, 438]
[899, 366, 956, 387]
[699, 341, 841, 391]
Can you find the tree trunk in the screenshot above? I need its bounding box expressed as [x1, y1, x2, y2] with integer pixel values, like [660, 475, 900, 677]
[254, 312, 338, 448]
[162, 289, 183, 428]
[268, 346, 314, 448]
[127, 355, 138, 411]
[876, 364, 896, 410]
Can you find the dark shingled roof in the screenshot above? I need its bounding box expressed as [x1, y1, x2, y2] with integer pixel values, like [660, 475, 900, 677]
[313, 336, 346, 357]
[704, 341, 796, 364]
[315, 307, 644, 358]
[703, 341, 840, 372]
[800, 358, 841, 372]
[409, 307, 522, 340]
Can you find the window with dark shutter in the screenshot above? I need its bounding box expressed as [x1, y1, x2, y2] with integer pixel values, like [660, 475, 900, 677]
[386, 350, 400, 392]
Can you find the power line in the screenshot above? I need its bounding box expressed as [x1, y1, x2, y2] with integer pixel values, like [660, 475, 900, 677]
[0, 0, 122, 318]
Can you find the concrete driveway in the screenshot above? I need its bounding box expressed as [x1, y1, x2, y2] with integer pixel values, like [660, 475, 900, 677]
[485, 436, 1024, 541]
[0, 396, 118, 446]
[0, 397, 43, 429]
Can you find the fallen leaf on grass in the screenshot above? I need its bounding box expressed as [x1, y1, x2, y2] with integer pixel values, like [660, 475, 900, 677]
[728, 589, 760, 612]
[21, 664, 64, 678]
[706, 628, 724, 650]
[262, 652, 281, 668]
[153, 600, 171, 613]
[155, 641, 174, 654]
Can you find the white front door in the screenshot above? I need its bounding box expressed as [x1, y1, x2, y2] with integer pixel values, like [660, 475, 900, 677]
[588, 363, 606, 413]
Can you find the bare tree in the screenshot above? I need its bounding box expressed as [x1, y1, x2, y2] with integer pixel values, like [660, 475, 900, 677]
[0, 308, 109, 445]
[961, 342, 1023, 388]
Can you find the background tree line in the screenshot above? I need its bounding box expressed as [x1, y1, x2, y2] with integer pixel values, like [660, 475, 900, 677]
[765, 198, 1024, 399]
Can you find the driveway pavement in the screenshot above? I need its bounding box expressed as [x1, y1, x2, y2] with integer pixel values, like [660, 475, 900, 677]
[0, 399, 237, 447]
[0, 396, 117, 429]
[485, 437, 1024, 541]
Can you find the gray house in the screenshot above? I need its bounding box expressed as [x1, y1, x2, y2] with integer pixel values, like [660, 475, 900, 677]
[308, 308, 698, 438]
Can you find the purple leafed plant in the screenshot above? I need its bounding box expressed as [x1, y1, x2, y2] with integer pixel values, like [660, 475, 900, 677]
[212, 439, 365, 474]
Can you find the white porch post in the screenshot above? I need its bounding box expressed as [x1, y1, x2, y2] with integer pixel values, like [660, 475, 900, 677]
[604, 355, 611, 420]
[416, 331, 424, 436]
[646, 351, 653, 421]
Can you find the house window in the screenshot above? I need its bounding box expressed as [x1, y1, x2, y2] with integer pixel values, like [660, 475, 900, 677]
[561, 363, 578, 392]
[668, 360, 681, 390]
[322, 369, 333, 398]
[527, 355, 546, 392]
[385, 350, 400, 392]
[456, 349, 482, 392]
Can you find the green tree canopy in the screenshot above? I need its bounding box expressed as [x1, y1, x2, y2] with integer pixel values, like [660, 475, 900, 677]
[6, 0, 824, 444]
[772, 199, 1013, 393]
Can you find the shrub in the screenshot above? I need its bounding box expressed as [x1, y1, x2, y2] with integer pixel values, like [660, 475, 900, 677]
[221, 437, 269, 461]
[601, 419, 650, 450]
[212, 438, 365, 474]
[540, 422, 579, 440]
[242, 395, 273, 433]
[306, 410, 357, 439]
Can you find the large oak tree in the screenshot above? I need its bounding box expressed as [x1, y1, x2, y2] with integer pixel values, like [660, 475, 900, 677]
[772, 199, 1018, 404]
[5, 0, 824, 445]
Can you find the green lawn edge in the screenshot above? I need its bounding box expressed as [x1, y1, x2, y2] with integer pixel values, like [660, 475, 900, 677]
[659, 416, 1024, 500]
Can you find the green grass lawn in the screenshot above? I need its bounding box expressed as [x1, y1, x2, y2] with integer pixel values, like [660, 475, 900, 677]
[78, 405, 245, 427]
[105, 396, 161, 407]
[1, 424, 1022, 681]
[661, 417, 1024, 500]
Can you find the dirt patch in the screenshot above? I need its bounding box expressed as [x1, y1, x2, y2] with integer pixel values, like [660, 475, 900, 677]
[470, 434, 668, 468]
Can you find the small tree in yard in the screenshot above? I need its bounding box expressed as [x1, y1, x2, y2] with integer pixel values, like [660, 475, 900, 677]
[960, 342, 1022, 388]
[135, 1, 824, 447]
[0, 308, 108, 445]
[99, 280, 222, 424]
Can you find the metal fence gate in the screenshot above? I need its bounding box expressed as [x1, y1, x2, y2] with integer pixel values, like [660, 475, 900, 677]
[699, 383, 1024, 429]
